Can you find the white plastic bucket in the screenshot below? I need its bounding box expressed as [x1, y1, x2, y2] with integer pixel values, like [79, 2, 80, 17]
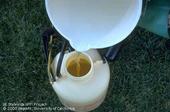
[45, 0, 142, 51]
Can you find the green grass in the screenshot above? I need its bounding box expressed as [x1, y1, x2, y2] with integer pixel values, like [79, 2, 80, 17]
[0, 0, 170, 112]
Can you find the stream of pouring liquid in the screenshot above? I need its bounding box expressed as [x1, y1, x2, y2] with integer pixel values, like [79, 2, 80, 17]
[74, 52, 81, 76]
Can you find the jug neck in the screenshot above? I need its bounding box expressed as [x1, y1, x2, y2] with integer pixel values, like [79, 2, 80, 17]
[63, 52, 94, 81]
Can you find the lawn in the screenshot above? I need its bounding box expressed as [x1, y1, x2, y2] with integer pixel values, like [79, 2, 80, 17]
[0, 0, 170, 112]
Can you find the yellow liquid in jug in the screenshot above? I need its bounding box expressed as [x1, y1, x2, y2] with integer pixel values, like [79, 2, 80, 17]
[67, 53, 91, 77]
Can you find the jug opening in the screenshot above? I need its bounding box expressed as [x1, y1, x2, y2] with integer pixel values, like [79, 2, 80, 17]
[66, 52, 92, 77]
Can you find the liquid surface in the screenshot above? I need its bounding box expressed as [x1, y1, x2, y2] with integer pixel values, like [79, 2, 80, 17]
[67, 53, 91, 77]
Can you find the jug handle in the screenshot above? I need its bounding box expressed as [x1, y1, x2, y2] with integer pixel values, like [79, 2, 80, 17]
[56, 40, 67, 78]
[42, 28, 69, 83]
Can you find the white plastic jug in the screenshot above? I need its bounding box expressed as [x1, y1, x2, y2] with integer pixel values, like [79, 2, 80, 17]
[51, 50, 110, 112]
[45, 0, 142, 51]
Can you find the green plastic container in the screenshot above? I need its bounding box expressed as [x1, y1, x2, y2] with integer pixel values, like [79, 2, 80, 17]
[139, 0, 170, 38]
